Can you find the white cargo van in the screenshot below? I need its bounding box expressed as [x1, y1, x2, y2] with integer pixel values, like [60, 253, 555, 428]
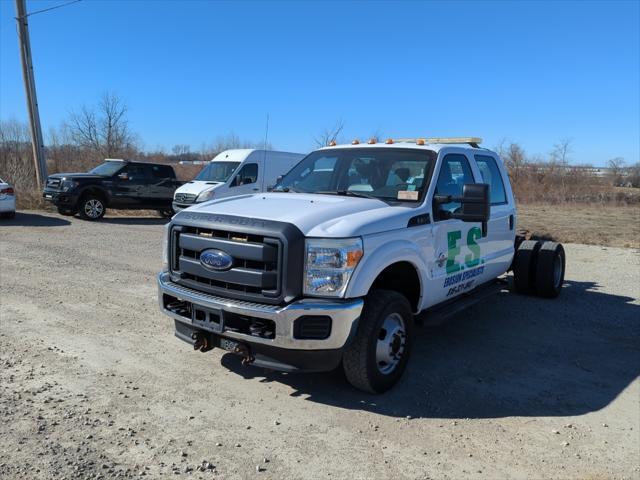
[172, 149, 304, 212]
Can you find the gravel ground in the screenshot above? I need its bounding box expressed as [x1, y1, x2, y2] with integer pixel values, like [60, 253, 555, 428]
[1, 211, 639, 480]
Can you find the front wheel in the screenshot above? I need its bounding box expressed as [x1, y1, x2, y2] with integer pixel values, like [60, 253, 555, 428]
[78, 196, 105, 221]
[342, 290, 414, 393]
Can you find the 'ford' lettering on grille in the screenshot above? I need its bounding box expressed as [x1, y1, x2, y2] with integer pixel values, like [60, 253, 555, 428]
[200, 249, 233, 271]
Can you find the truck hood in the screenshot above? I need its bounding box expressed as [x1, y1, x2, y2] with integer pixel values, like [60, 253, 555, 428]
[175, 180, 224, 196]
[48, 173, 105, 180]
[181, 192, 425, 237]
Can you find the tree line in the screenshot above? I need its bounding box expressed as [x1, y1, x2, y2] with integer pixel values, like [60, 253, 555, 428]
[1, 93, 638, 208]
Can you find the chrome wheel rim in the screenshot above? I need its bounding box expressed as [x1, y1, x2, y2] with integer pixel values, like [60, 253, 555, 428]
[84, 199, 103, 218]
[376, 313, 406, 375]
[553, 253, 563, 288]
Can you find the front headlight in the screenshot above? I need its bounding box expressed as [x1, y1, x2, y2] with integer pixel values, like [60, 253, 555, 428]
[162, 223, 170, 271]
[304, 238, 363, 297]
[196, 188, 215, 203]
[61, 180, 78, 192]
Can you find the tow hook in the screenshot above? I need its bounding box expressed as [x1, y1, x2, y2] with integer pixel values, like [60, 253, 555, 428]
[191, 331, 213, 352]
[233, 343, 255, 366]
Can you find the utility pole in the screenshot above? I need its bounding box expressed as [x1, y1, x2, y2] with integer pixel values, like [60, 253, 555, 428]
[15, 0, 47, 186]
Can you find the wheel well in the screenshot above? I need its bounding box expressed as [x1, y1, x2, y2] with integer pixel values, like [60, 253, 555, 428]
[80, 187, 108, 206]
[369, 262, 421, 312]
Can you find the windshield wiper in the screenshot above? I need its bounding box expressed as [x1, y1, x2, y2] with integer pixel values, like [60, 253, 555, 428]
[316, 190, 379, 200]
[274, 186, 303, 193]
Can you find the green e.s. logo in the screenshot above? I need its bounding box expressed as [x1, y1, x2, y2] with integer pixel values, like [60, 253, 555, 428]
[445, 227, 482, 274]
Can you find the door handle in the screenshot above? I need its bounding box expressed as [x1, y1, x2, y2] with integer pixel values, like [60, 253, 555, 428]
[252, 187, 259, 191]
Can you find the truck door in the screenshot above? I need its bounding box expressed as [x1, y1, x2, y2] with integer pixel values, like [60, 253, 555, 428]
[429, 153, 491, 304]
[226, 162, 260, 197]
[146, 164, 176, 207]
[473, 154, 516, 276]
[114, 164, 147, 207]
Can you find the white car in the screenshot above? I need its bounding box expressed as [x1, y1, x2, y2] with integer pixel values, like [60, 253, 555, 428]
[0, 178, 16, 219]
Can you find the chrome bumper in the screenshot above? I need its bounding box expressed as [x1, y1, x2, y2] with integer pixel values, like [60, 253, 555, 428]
[157, 272, 363, 350]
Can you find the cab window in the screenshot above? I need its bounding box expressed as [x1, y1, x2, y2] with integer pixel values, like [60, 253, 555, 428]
[434, 154, 475, 215]
[475, 155, 507, 205]
[149, 164, 174, 180]
[121, 164, 146, 181]
[232, 163, 258, 186]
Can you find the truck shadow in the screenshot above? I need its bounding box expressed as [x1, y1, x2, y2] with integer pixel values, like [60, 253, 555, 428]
[0, 211, 71, 227]
[221, 279, 640, 419]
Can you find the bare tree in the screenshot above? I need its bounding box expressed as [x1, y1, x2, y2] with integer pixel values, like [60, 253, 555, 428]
[313, 119, 345, 148]
[67, 92, 136, 159]
[550, 137, 573, 165]
[503, 142, 528, 184]
[607, 157, 626, 186]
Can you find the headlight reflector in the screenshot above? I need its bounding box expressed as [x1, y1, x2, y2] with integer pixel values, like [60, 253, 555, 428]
[61, 180, 78, 192]
[196, 188, 215, 203]
[304, 238, 363, 297]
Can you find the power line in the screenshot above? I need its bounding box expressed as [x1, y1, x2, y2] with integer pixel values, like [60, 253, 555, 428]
[16, 0, 81, 19]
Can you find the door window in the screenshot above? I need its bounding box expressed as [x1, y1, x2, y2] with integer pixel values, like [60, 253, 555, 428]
[232, 163, 258, 186]
[149, 164, 174, 180]
[434, 154, 475, 215]
[475, 155, 507, 205]
[122, 164, 146, 181]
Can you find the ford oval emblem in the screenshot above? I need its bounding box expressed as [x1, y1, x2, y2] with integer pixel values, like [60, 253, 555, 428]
[200, 249, 233, 271]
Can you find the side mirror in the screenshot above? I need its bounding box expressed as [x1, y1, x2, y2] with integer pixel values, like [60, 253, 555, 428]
[434, 183, 490, 236]
[117, 172, 128, 180]
[275, 175, 284, 184]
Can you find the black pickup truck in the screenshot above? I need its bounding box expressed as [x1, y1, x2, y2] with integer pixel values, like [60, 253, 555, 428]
[43, 160, 183, 220]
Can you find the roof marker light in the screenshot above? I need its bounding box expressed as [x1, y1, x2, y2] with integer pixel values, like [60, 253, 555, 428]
[416, 138, 425, 145]
[352, 139, 360, 145]
[367, 138, 377, 144]
[385, 138, 394, 144]
[328, 140, 337, 146]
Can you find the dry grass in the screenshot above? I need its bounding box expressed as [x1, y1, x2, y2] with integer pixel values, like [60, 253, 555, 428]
[518, 203, 640, 249]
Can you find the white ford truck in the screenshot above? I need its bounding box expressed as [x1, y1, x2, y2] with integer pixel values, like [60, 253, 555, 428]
[157, 138, 565, 392]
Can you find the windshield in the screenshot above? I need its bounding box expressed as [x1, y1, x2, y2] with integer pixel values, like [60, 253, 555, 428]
[275, 148, 434, 202]
[89, 161, 125, 176]
[195, 161, 241, 182]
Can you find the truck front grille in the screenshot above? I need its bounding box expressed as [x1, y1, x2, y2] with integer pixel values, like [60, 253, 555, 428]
[174, 193, 197, 204]
[170, 225, 282, 303]
[46, 177, 62, 189]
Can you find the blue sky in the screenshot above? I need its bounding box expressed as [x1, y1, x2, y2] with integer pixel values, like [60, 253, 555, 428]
[1, 0, 638, 165]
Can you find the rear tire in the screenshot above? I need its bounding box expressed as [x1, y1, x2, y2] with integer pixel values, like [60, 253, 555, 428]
[342, 290, 414, 393]
[513, 240, 541, 294]
[535, 242, 565, 298]
[78, 195, 105, 221]
[57, 206, 77, 216]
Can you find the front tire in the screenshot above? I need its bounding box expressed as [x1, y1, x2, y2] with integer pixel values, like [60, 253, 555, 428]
[342, 290, 414, 393]
[78, 196, 105, 221]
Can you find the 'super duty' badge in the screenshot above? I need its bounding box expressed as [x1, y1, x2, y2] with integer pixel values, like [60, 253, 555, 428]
[200, 249, 233, 271]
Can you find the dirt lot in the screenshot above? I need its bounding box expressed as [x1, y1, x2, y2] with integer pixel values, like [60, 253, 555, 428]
[517, 204, 640, 249]
[1, 211, 639, 480]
